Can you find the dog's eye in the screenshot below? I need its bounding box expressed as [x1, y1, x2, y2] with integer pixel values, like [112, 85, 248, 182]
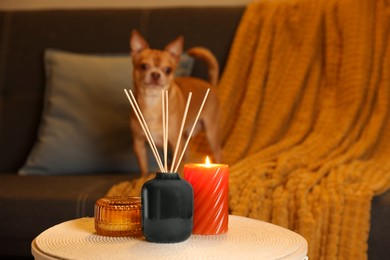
[140, 63, 149, 70]
[164, 67, 172, 75]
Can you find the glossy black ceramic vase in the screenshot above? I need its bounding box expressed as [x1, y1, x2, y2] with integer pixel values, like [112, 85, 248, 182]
[141, 172, 194, 243]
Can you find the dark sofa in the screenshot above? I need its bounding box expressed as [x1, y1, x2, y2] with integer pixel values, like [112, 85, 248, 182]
[0, 6, 388, 259]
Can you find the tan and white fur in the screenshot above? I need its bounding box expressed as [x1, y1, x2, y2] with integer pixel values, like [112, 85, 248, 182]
[129, 30, 221, 176]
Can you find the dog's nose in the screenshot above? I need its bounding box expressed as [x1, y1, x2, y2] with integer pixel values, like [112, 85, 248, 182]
[151, 72, 161, 81]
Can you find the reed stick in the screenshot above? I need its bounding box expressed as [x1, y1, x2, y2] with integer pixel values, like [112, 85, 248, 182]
[162, 90, 169, 172]
[173, 88, 210, 172]
[124, 88, 210, 174]
[170, 92, 192, 172]
[124, 89, 164, 172]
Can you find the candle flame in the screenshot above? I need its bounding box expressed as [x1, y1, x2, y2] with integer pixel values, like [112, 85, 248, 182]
[205, 156, 212, 167]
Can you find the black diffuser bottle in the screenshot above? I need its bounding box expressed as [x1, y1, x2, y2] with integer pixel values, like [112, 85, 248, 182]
[141, 172, 194, 243]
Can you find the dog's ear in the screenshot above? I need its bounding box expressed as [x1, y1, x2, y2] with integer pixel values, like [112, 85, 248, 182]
[164, 36, 184, 60]
[130, 30, 149, 55]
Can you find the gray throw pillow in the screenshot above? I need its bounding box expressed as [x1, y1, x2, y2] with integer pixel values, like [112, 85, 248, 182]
[19, 49, 193, 175]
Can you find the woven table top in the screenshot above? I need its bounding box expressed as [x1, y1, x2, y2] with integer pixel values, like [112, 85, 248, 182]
[32, 215, 308, 260]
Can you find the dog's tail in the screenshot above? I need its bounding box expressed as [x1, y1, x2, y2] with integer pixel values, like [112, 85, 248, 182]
[187, 47, 219, 86]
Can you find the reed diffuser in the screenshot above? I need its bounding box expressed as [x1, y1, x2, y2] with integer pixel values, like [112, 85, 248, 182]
[124, 88, 210, 243]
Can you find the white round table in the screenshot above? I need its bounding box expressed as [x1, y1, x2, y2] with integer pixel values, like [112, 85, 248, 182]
[32, 215, 308, 260]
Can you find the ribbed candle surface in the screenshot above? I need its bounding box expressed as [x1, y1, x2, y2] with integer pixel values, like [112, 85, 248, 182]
[184, 163, 229, 235]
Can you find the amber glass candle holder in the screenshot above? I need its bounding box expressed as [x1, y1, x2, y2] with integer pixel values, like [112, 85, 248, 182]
[94, 196, 142, 237]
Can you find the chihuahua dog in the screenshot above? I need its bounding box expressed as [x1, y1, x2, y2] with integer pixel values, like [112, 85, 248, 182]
[129, 30, 221, 176]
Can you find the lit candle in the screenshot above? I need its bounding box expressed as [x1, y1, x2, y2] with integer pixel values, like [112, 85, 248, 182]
[184, 157, 229, 235]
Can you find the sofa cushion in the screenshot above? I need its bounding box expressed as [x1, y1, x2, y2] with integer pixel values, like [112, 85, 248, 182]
[0, 174, 131, 256]
[19, 49, 193, 175]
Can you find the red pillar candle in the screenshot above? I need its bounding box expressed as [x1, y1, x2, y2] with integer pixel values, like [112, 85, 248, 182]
[183, 157, 229, 235]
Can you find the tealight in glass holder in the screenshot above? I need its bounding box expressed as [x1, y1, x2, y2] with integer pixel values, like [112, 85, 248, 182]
[94, 196, 142, 237]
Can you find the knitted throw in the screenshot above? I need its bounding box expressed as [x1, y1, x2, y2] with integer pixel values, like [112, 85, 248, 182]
[213, 0, 390, 258]
[107, 0, 390, 259]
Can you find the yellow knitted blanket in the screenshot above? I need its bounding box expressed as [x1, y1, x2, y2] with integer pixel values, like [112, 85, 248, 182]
[107, 0, 390, 258]
[216, 0, 390, 258]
